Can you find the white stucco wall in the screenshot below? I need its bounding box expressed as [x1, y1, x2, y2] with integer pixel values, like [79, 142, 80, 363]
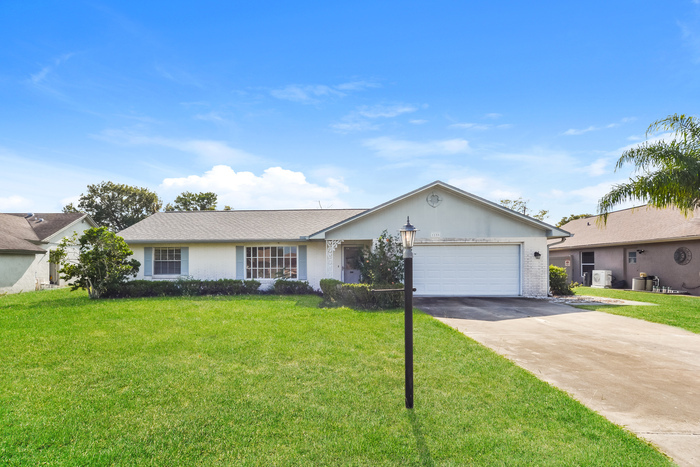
[0, 253, 46, 294]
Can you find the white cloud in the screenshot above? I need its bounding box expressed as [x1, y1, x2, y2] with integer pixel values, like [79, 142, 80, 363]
[410, 119, 427, 125]
[447, 175, 519, 201]
[582, 158, 608, 176]
[330, 121, 379, 133]
[331, 103, 417, 133]
[563, 126, 597, 135]
[334, 80, 380, 91]
[484, 113, 502, 119]
[0, 195, 32, 211]
[28, 53, 74, 85]
[563, 117, 636, 136]
[95, 129, 257, 165]
[449, 123, 492, 131]
[194, 112, 226, 123]
[160, 165, 351, 209]
[269, 80, 379, 104]
[363, 137, 470, 159]
[356, 104, 416, 118]
[270, 84, 343, 103]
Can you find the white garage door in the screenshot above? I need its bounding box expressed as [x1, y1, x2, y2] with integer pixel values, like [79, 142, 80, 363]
[413, 244, 521, 296]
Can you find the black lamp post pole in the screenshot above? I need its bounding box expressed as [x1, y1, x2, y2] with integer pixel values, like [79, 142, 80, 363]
[404, 247, 414, 409]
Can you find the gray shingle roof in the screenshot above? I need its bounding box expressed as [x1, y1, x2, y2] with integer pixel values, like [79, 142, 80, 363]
[7, 212, 87, 241]
[118, 209, 368, 243]
[550, 205, 700, 249]
[0, 214, 44, 254]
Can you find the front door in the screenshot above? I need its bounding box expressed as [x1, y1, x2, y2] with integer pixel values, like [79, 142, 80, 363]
[343, 247, 361, 283]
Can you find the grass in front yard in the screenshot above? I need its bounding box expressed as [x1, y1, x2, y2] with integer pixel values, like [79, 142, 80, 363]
[574, 286, 700, 333]
[0, 289, 671, 465]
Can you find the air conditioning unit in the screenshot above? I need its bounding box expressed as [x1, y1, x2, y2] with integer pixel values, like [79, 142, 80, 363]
[591, 270, 612, 288]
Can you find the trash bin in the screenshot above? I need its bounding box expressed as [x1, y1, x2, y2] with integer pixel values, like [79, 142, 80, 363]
[632, 277, 646, 291]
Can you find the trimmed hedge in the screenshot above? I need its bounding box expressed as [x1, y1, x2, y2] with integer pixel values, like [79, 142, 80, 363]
[104, 278, 261, 298]
[320, 278, 403, 310]
[272, 279, 315, 295]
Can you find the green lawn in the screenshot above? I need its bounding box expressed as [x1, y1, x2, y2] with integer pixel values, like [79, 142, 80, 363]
[0, 289, 671, 465]
[574, 286, 700, 334]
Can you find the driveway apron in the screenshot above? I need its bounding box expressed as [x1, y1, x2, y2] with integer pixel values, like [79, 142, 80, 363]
[414, 297, 700, 467]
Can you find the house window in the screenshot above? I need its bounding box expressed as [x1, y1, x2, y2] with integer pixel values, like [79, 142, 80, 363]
[628, 251, 637, 264]
[246, 246, 297, 279]
[581, 251, 595, 281]
[154, 247, 181, 275]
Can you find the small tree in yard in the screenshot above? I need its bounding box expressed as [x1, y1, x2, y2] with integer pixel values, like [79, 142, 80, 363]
[49, 227, 140, 299]
[357, 230, 404, 286]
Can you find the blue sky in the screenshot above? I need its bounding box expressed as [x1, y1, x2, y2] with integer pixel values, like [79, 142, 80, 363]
[2, 1, 699, 224]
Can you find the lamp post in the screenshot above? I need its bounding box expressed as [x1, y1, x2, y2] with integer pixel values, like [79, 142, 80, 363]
[399, 217, 417, 409]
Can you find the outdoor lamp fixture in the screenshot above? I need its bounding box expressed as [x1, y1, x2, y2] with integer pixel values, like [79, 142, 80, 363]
[399, 217, 417, 409]
[534, 251, 541, 259]
[637, 249, 645, 254]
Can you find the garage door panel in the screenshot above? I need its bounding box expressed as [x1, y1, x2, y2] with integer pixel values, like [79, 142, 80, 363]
[413, 244, 520, 296]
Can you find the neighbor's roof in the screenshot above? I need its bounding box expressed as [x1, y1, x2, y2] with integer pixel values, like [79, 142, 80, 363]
[1, 212, 92, 254]
[6, 212, 88, 241]
[0, 213, 44, 254]
[550, 205, 700, 250]
[118, 209, 368, 243]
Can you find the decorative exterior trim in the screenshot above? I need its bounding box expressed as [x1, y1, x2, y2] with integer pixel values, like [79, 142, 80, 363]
[326, 239, 343, 277]
[426, 191, 442, 208]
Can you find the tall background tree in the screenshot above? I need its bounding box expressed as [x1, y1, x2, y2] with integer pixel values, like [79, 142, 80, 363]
[64, 181, 162, 232]
[499, 198, 549, 221]
[556, 213, 592, 228]
[598, 113, 700, 221]
[165, 191, 218, 211]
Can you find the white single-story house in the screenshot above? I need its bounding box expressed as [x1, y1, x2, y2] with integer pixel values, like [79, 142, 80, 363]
[119, 181, 570, 297]
[0, 212, 97, 294]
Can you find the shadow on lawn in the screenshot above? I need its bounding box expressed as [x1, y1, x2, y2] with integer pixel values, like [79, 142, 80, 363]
[408, 410, 434, 466]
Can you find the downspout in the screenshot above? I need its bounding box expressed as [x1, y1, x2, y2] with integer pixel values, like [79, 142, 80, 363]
[547, 237, 568, 296]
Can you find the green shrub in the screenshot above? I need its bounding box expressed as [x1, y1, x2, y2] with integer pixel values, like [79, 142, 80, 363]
[320, 281, 404, 310]
[357, 230, 404, 285]
[372, 283, 404, 309]
[272, 279, 315, 295]
[549, 265, 574, 295]
[319, 279, 342, 305]
[103, 278, 260, 298]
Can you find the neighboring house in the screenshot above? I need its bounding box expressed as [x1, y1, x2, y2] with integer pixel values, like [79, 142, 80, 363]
[119, 181, 570, 297]
[0, 212, 97, 294]
[550, 205, 700, 295]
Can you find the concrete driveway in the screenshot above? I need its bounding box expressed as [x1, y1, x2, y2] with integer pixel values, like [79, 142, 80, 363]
[414, 296, 700, 467]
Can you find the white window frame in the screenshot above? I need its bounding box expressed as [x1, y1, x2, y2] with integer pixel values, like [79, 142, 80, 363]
[628, 251, 637, 264]
[246, 246, 297, 280]
[154, 247, 182, 276]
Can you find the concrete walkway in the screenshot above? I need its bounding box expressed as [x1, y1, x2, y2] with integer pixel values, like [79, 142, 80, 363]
[414, 297, 700, 466]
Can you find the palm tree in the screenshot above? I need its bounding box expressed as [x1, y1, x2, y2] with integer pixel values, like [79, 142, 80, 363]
[598, 114, 700, 222]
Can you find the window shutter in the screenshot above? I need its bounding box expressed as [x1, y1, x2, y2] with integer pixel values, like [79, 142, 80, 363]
[144, 247, 152, 276]
[236, 246, 244, 280]
[298, 245, 307, 280]
[180, 247, 189, 276]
